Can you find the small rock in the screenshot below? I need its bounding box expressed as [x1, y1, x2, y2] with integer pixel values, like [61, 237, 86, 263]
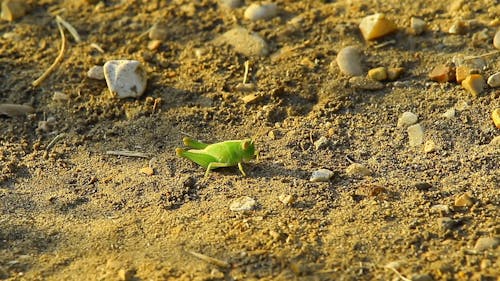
[410, 17, 426, 35]
[147, 40, 162, 51]
[313, 136, 329, 150]
[1, 0, 26, 22]
[219, 0, 243, 9]
[345, 163, 371, 177]
[87, 65, 105, 80]
[461, 74, 485, 98]
[430, 204, 451, 215]
[216, 27, 269, 56]
[0, 103, 35, 117]
[494, 30, 500, 49]
[118, 268, 136, 281]
[335, 46, 363, 76]
[278, 194, 296, 206]
[52, 91, 69, 102]
[407, 123, 424, 147]
[149, 23, 168, 41]
[348, 76, 384, 90]
[448, 20, 467, 34]
[387, 67, 404, 81]
[139, 166, 154, 176]
[487, 72, 500, 88]
[423, 140, 436, 153]
[411, 274, 434, 281]
[103, 60, 147, 99]
[454, 193, 474, 207]
[442, 108, 455, 119]
[474, 237, 500, 251]
[397, 111, 418, 127]
[358, 13, 398, 40]
[229, 196, 256, 211]
[368, 67, 387, 81]
[310, 168, 334, 182]
[414, 182, 432, 191]
[429, 64, 455, 83]
[235, 83, 257, 92]
[491, 108, 500, 129]
[455, 65, 470, 84]
[244, 2, 277, 21]
[241, 93, 263, 104]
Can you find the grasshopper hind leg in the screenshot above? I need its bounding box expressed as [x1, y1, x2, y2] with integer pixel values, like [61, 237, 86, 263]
[183, 137, 210, 149]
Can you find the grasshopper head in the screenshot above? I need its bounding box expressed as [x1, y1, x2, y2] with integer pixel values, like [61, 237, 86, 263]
[241, 139, 256, 161]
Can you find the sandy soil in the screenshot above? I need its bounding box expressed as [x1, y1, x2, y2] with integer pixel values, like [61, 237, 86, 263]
[1, 0, 499, 280]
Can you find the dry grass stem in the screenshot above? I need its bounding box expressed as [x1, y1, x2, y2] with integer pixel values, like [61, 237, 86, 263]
[106, 150, 149, 158]
[32, 21, 67, 87]
[187, 251, 230, 269]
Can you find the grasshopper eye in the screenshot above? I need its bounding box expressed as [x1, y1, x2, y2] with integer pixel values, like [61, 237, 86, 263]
[242, 139, 250, 150]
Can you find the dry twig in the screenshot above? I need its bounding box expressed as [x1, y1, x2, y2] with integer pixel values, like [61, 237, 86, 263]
[187, 250, 230, 269]
[32, 21, 67, 87]
[106, 150, 149, 158]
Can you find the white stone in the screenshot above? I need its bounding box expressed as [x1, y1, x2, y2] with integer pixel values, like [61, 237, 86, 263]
[410, 17, 426, 35]
[397, 111, 418, 127]
[87, 65, 105, 80]
[407, 123, 424, 147]
[494, 29, 500, 49]
[103, 60, 147, 99]
[335, 46, 363, 76]
[310, 168, 334, 182]
[244, 3, 277, 21]
[229, 196, 256, 211]
[487, 72, 500, 88]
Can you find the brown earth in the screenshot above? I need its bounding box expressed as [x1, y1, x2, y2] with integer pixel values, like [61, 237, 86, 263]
[0, 0, 499, 280]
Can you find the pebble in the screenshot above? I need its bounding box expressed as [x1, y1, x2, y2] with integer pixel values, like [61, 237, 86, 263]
[310, 168, 334, 182]
[494, 30, 500, 49]
[147, 40, 162, 51]
[244, 3, 278, 21]
[0, 103, 35, 117]
[454, 193, 474, 207]
[139, 166, 154, 176]
[216, 27, 269, 56]
[1, 0, 26, 21]
[52, 91, 69, 102]
[278, 194, 296, 206]
[87, 65, 105, 80]
[448, 20, 467, 34]
[358, 13, 397, 40]
[345, 163, 371, 177]
[149, 23, 168, 41]
[219, 0, 243, 9]
[407, 123, 424, 147]
[490, 136, 500, 146]
[442, 108, 455, 119]
[487, 72, 500, 88]
[397, 111, 418, 127]
[241, 93, 263, 104]
[313, 136, 329, 150]
[348, 76, 384, 90]
[103, 60, 147, 99]
[410, 17, 426, 35]
[423, 140, 436, 153]
[430, 204, 451, 215]
[429, 64, 455, 83]
[335, 46, 363, 76]
[368, 67, 387, 81]
[118, 268, 136, 281]
[387, 67, 404, 81]
[455, 65, 469, 84]
[229, 196, 256, 211]
[439, 217, 459, 231]
[461, 74, 485, 98]
[491, 108, 500, 129]
[474, 237, 499, 251]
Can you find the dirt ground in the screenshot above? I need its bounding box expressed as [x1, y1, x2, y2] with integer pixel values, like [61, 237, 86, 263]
[1, 0, 499, 280]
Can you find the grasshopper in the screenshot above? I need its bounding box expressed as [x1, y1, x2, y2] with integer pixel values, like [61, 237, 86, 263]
[176, 137, 256, 177]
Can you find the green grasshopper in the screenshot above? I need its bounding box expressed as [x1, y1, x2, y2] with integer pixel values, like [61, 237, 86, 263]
[176, 137, 256, 177]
